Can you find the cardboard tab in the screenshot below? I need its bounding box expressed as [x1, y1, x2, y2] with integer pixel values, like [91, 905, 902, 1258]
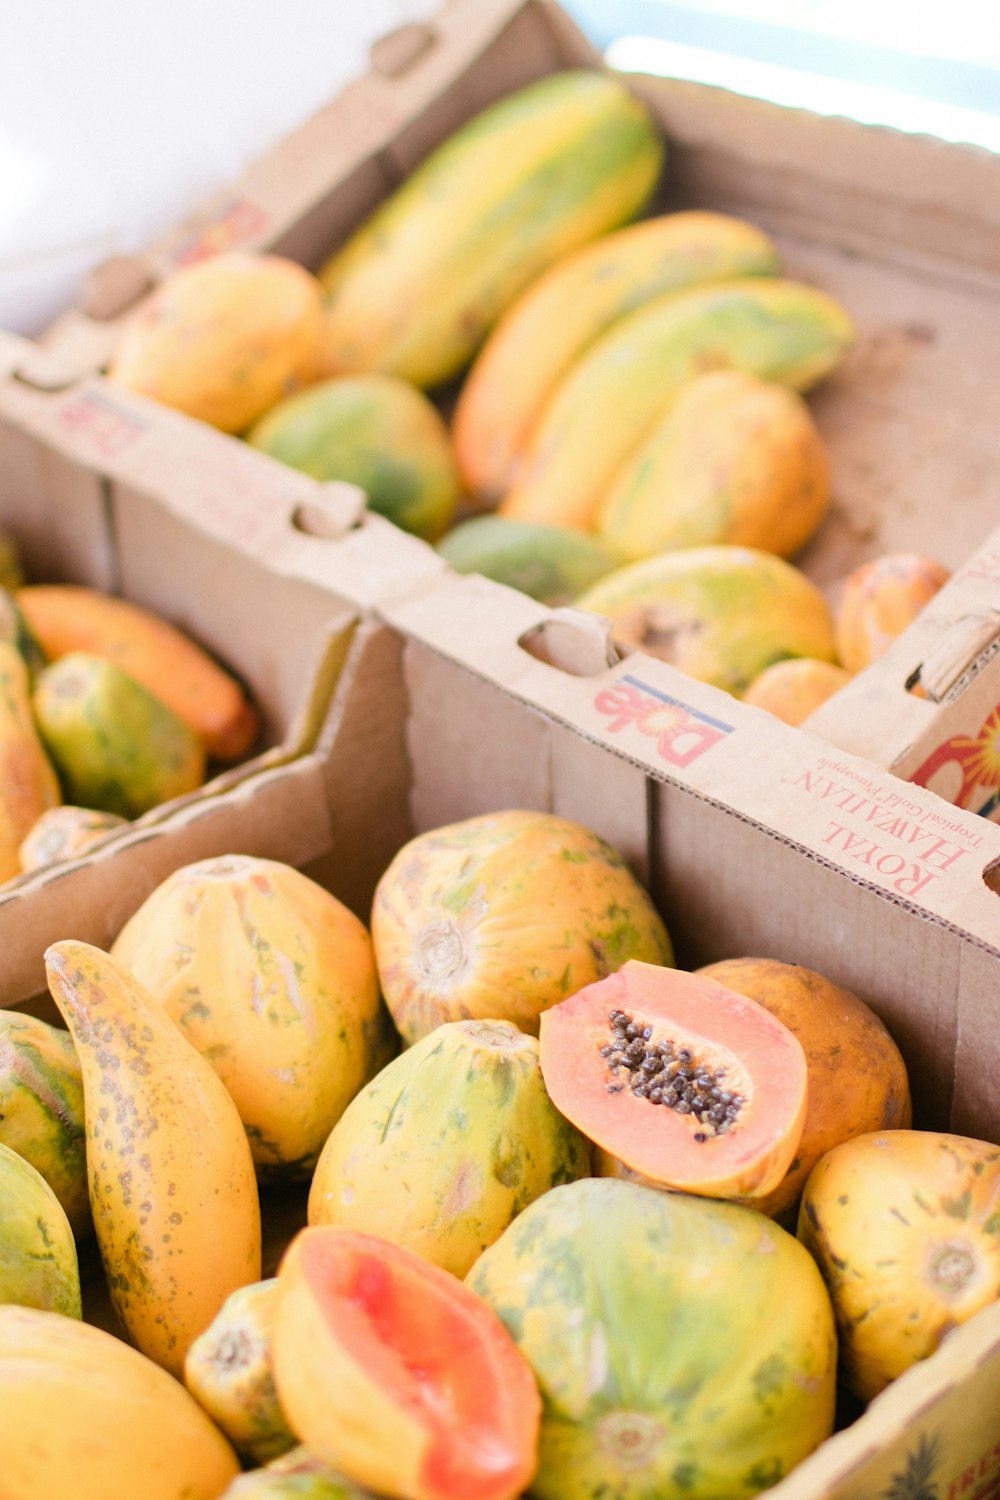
[81, 254, 159, 321]
[370, 21, 438, 77]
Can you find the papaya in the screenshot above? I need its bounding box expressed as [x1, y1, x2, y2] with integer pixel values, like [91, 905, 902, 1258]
[110, 855, 394, 1180]
[0, 1008, 89, 1238]
[799, 1130, 1000, 1402]
[539, 960, 807, 1201]
[223, 1454, 378, 1498]
[596, 368, 831, 561]
[17, 583, 259, 761]
[247, 374, 461, 542]
[467, 1177, 837, 1499]
[575, 544, 838, 697]
[0, 1141, 81, 1317]
[436, 515, 621, 605]
[32, 652, 206, 818]
[834, 552, 952, 672]
[316, 69, 664, 389]
[742, 657, 853, 726]
[452, 209, 781, 501]
[184, 1278, 298, 1465]
[271, 1226, 541, 1500]
[0, 1303, 240, 1499]
[107, 251, 325, 433]
[0, 640, 61, 882]
[0, 524, 24, 590]
[45, 939, 262, 1376]
[497, 277, 854, 531]
[308, 1019, 591, 1277]
[371, 809, 672, 1045]
[19, 804, 129, 872]
[0, 586, 47, 682]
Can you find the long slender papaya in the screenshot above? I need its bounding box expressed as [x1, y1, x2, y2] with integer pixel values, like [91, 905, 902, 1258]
[0, 641, 61, 881]
[497, 277, 855, 532]
[316, 69, 665, 389]
[45, 939, 261, 1377]
[452, 210, 781, 502]
[17, 585, 258, 761]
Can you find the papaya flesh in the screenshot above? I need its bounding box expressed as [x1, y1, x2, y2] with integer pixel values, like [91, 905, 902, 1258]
[538, 960, 808, 1201]
[799, 1130, 1000, 1402]
[272, 1226, 541, 1500]
[316, 69, 664, 389]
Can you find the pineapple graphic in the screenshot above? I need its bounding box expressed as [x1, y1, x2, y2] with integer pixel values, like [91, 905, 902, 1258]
[881, 1434, 941, 1500]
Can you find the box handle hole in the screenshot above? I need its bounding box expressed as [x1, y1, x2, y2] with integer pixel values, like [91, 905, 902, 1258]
[291, 482, 367, 540]
[519, 609, 623, 677]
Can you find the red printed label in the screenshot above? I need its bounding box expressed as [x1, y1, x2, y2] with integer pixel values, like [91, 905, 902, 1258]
[57, 392, 147, 461]
[593, 676, 733, 767]
[170, 198, 271, 266]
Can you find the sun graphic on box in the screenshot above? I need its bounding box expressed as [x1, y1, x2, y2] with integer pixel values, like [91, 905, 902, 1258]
[910, 704, 1000, 818]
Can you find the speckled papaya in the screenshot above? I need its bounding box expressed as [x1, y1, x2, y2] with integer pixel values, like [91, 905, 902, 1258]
[0, 1008, 89, 1238]
[0, 1303, 240, 1499]
[0, 640, 61, 882]
[371, 809, 672, 1045]
[453, 210, 781, 502]
[32, 651, 206, 818]
[45, 939, 261, 1376]
[108, 251, 325, 434]
[575, 544, 837, 697]
[316, 70, 664, 389]
[111, 855, 395, 1180]
[498, 277, 854, 532]
[185, 1278, 297, 1465]
[799, 1130, 1000, 1401]
[18, 804, 129, 872]
[308, 1018, 591, 1277]
[0, 1141, 81, 1317]
[467, 1177, 837, 1499]
[834, 552, 951, 672]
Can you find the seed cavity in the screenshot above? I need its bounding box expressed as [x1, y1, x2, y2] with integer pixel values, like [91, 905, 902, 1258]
[599, 1007, 744, 1138]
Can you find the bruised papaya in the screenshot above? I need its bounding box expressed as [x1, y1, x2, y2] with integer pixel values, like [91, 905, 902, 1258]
[17, 584, 259, 761]
[0, 1141, 81, 1318]
[0, 641, 61, 882]
[575, 544, 837, 697]
[111, 855, 394, 1179]
[0, 1304, 240, 1499]
[184, 1279, 297, 1465]
[247, 374, 461, 542]
[498, 277, 854, 532]
[436, 516, 621, 605]
[0, 1009, 89, 1238]
[371, 809, 672, 1044]
[33, 652, 206, 818]
[834, 552, 951, 672]
[799, 1130, 1000, 1401]
[308, 1019, 591, 1277]
[467, 1178, 837, 1500]
[317, 70, 664, 388]
[108, 251, 325, 433]
[272, 1226, 541, 1500]
[453, 210, 781, 501]
[596, 368, 831, 562]
[539, 960, 808, 1201]
[19, 805, 129, 872]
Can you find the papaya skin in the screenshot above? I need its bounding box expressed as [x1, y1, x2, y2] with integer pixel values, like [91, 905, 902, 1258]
[741, 658, 853, 726]
[0, 640, 61, 882]
[18, 804, 128, 873]
[453, 210, 781, 502]
[0, 1141, 82, 1318]
[0, 1303, 240, 1499]
[498, 277, 854, 532]
[834, 552, 951, 672]
[0, 1008, 90, 1238]
[45, 939, 262, 1376]
[107, 251, 325, 434]
[17, 584, 258, 762]
[798, 1131, 1000, 1401]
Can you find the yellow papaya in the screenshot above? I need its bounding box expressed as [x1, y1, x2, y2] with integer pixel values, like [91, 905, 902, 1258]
[0, 1304, 240, 1499]
[316, 69, 664, 388]
[498, 277, 854, 531]
[742, 658, 853, 726]
[453, 210, 780, 503]
[0, 640, 61, 882]
[0, 1141, 81, 1318]
[45, 939, 262, 1376]
[108, 251, 325, 434]
[597, 368, 831, 561]
[19, 805, 129, 872]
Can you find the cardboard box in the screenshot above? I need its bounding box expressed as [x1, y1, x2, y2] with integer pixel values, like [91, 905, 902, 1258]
[29, 0, 1000, 826]
[0, 328, 446, 1006]
[66, 568, 1000, 1495]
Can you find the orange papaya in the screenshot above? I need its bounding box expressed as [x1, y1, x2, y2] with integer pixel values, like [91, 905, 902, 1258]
[0, 641, 61, 882]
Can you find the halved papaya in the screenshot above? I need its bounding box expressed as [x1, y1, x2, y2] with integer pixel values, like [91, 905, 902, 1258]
[538, 959, 808, 1200]
[271, 1226, 540, 1500]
